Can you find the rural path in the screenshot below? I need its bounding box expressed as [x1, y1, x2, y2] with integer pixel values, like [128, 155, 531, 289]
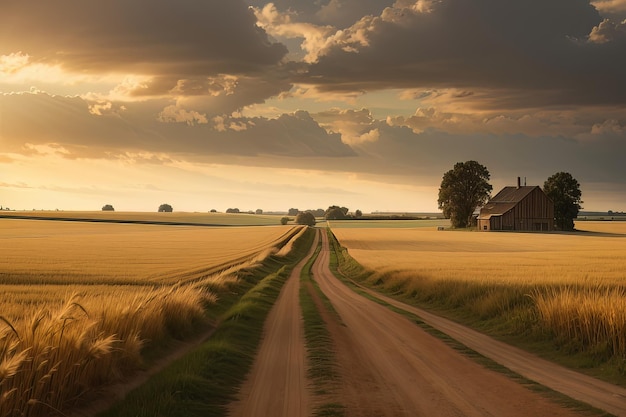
[312, 231, 625, 417]
[228, 230, 319, 417]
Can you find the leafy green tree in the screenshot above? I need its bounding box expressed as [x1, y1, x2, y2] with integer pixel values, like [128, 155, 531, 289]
[295, 211, 316, 226]
[543, 172, 582, 231]
[280, 216, 290, 225]
[438, 161, 492, 228]
[102, 204, 114, 211]
[355, 209, 363, 218]
[158, 203, 173, 212]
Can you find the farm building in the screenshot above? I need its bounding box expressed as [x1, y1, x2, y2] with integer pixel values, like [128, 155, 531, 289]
[477, 178, 554, 231]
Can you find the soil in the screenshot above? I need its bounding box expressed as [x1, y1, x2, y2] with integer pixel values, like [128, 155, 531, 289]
[227, 232, 319, 417]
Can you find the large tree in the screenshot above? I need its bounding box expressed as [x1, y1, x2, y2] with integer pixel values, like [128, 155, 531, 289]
[295, 211, 316, 226]
[325, 205, 349, 220]
[543, 172, 582, 231]
[438, 161, 492, 228]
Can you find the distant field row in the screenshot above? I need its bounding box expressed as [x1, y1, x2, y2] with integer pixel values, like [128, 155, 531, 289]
[1, 220, 295, 286]
[0, 210, 285, 226]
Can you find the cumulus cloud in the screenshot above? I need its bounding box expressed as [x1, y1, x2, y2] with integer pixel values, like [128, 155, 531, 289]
[157, 105, 208, 126]
[588, 18, 626, 43]
[0, 92, 355, 159]
[300, 0, 626, 107]
[0, 0, 290, 108]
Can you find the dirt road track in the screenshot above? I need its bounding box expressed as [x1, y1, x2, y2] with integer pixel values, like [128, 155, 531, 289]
[313, 231, 615, 417]
[228, 231, 319, 417]
[228, 229, 626, 416]
[355, 282, 626, 416]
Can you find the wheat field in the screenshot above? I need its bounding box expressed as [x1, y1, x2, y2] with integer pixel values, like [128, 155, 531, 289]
[0, 218, 299, 416]
[331, 221, 626, 362]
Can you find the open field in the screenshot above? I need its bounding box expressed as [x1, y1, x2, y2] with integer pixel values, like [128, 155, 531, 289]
[0, 218, 301, 416]
[0, 210, 284, 226]
[327, 218, 450, 229]
[330, 221, 626, 379]
[1, 219, 295, 288]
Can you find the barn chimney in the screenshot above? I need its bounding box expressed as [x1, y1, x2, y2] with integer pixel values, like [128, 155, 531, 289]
[517, 177, 521, 189]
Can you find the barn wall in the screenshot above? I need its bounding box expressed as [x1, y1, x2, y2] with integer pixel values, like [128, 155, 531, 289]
[511, 188, 554, 231]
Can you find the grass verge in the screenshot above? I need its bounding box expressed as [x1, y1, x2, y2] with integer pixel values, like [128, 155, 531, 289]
[97, 228, 315, 417]
[299, 231, 345, 417]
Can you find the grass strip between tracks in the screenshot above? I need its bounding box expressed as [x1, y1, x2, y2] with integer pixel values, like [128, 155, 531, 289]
[325, 228, 613, 417]
[300, 231, 346, 417]
[98, 228, 315, 417]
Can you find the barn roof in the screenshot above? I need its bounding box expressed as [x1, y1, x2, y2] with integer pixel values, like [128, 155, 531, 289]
[490, 186, 539, 203]
[478, 186, 541, 218]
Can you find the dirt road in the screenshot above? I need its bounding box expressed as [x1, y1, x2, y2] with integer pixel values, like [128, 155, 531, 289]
[311, 231, 617, 417]
[228, 232, 319, 417]
[229, 229, 626, 416]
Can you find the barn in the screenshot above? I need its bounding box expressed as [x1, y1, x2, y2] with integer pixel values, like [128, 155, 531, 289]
[477, 178, 554, 231]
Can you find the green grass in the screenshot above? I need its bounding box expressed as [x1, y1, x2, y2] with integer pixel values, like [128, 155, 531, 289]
[97, 228, 315, 417]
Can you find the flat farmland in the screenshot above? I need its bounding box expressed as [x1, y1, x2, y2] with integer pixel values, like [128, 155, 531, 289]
[331, 221, 626, 285]
[1, 219, 294, 288]
[0, 210, 283, 226]
[330, 221, 626, 377]
[0, 218, 299, 416]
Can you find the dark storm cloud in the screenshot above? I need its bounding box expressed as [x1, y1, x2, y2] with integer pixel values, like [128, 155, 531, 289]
[0, 0, 287, 77]
[303, 0, 626, 107]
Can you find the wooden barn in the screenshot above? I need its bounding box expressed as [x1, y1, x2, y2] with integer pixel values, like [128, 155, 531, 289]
[477, 178, 554, 231]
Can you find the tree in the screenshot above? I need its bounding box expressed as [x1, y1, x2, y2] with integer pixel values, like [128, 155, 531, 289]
[325, 205, 349, 220]
[102, 204, 115, 211]
[438, 161, 492, 228]
[311, 208, 325, 218]
[226, 208, 240, 213]
[255, 209, 263, 215]
[288, 208, 299, 216]
[355, 209, 363, 218]
[280, 216, 290, 225]
[158, 203, 173, 212]
[295, 211, 316, 226]
[543, 172, 582, 231]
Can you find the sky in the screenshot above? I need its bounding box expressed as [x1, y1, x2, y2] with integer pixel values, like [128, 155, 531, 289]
[1, 0, 625, 213]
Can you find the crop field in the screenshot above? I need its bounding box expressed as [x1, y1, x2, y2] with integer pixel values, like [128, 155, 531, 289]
[0, 210, 284, 226]
[0, 218, 300, 416]
[327, 218, 450, 229]
[331, 221, 626, 371]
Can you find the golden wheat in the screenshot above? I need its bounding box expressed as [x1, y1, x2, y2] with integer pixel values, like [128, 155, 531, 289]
[0, 219, 299, 416]
[332, 221, 626, 359]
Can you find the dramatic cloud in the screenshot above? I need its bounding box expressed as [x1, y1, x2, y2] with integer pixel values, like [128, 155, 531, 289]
[0, 92, 355, 159]
[1, 0, 624, 212]
[302, 0, 626, 107]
